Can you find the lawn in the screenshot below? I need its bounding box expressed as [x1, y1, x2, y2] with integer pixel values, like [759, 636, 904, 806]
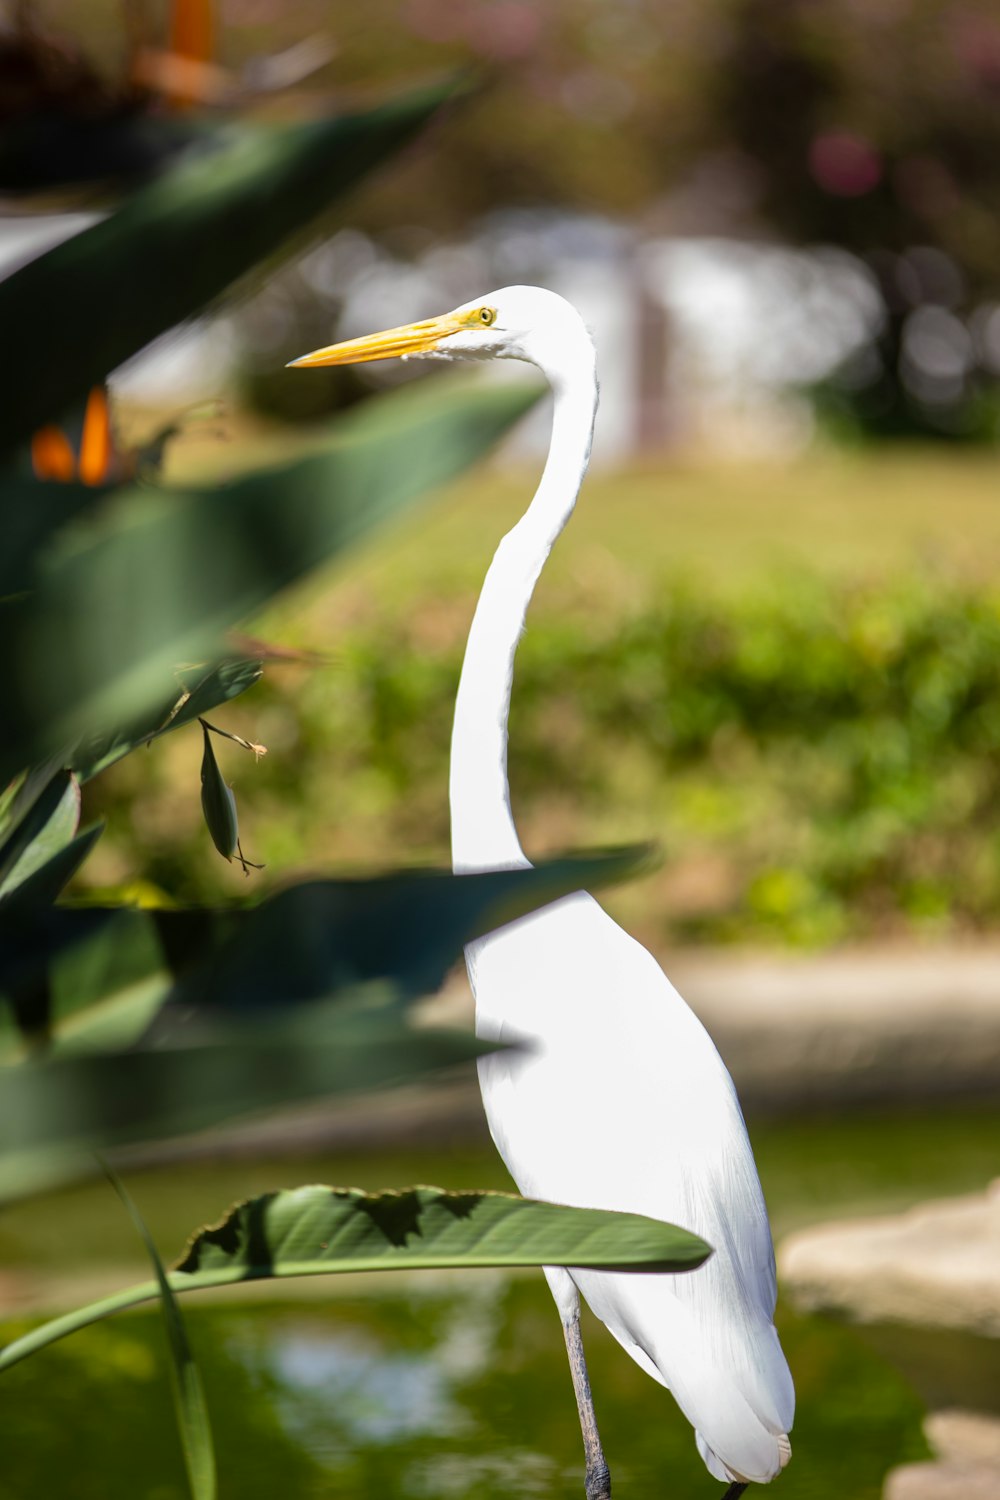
[163, 411, 1000, 611]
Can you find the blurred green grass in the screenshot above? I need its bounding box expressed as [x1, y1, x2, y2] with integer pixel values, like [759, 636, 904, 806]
[325, 444, 1000, 609]
[164, 428, 1000, 610]
[82, 436, 1000, 948]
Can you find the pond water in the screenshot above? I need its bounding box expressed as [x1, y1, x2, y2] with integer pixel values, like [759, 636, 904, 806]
[2, 1103, 998, 1500]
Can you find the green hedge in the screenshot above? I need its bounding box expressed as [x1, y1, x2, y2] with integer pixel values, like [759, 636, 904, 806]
[84, 571, 1000, 946]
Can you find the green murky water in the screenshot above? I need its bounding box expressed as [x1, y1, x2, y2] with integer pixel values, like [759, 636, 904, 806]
[2, 1104, 998, 1499]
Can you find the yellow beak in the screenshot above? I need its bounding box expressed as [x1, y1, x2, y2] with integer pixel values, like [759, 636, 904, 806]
[287, 309, 471, 368]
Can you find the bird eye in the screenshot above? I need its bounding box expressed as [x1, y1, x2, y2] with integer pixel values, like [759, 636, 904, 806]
[479, 306, 497, 326]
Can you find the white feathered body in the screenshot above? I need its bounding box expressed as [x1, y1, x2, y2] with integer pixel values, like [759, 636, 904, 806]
[427, 285, 795, 1487]
[466, 892, 794, 1485]
[291, 286, 793, 1488]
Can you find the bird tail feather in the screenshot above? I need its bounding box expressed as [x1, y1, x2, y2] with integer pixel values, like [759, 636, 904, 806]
[697, 1424, 792, 1485]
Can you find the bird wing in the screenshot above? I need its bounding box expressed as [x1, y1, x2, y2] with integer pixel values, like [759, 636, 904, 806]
[469, 890, 794, 1482]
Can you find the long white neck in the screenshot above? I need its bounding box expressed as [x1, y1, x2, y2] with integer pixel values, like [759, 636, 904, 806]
[450, 357, 598, 873]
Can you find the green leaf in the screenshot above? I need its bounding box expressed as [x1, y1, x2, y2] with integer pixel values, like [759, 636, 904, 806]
[0, 1186, 710, 1371]
[199, 723, 239, 862]
[103, 1165, 216, 1500]
[0, 820, 106, 1047]
[0, 79, 465, 458]
[162, 843, 657, 1016]
[0, 479, 104, 597]
[0, 907, 113, 1024]
[1, 375, 542, 782]
[7, 847, 655, 1055]
[0, 846, 656, 1197]
[179, 1184, 710, 1276]
[0, 904, 151, 1057]
[0, 1019, 493, 1204]
[72, 658, 263, 784]
[0, 770, 79, 898]
[0, 113, 212, 195]
[0, 772, 101, 1047]
[1, 825, 102, 915]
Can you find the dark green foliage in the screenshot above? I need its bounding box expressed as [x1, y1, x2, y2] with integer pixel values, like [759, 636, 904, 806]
[2, 376, 542, 783]
[73, 659, 264, 784]
[185, 572, 1000, 944]
[0, 82, 479, 783]
[0, 770, 80, 896]
[0, 847, 652, 1201]
[0, 72, 573, 1213]
[0, 475, 108, 597]
[158, 846, 654, 1016]
[0, 79, 464, 458]
[0, 1024, 494, 1205]
[0, 768, 107, 1046]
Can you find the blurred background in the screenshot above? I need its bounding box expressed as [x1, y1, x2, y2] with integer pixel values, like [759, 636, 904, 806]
[9, 0, 1000, 945]
[4, 2, 1000, 1498]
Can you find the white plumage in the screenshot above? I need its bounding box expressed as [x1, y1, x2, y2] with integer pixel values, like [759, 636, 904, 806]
[468, 893, 793, 1484]
[291, 285, 794, 1494]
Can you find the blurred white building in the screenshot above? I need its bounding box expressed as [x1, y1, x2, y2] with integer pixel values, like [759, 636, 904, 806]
[0, 208, 883, 461]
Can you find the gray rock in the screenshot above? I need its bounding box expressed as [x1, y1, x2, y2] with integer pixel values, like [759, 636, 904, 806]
[669, 947, 1000, 1113]
[926, 1411, 1000, 1464]
[885, 1461, 1000, 1500]
[124, 946, 1000, 1167]
[425, 947, 1000, 1114]
[779, 1181, 1000, 1336]
[884, 1412, 1000, 1500]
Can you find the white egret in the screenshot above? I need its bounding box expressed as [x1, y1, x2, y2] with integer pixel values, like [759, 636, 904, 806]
[290, 286, 794, 1497]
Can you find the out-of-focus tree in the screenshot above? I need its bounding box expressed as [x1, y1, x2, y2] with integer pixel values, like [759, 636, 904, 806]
[230, 0, 1000, 439]
[677, 0, 1000, 439]
[710, 0, 1000, 275]
[6, 0, 718, 222]
[23, 0, 1000, 436]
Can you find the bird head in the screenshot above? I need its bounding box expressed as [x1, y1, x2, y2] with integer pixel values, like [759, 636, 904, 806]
[287, 285, 594, 385]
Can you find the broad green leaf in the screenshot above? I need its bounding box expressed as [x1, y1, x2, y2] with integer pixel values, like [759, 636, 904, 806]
[1, 909, 167, 1060]
[178, 1185, 710, 1277]
[41, 967, 167, 1060]
[0, 756, 71, 835]
[0, 770, 79, 898]
[0, 824, 105, 1049]
[1, 375, 542, 782]
[0, 907, 113, 1020]
[0, 847, 655, 1196]
[72, 658, 263, 783]
[199, 724, 239, 862]
[0, 479, 104, 597]
[157, 844, 657, 1019]
[0, 113, 211, 195]
[0, 1187, 711, 1371]
[0, 1017, 493, 1203]
[104, 1166, 216, 1500]
[169, 664, 264, 737]
[1, 825, 102, 915]
[0, 79, 464, 458]
[0, 770, 101, 1048]
[8, 847, 654, 1057]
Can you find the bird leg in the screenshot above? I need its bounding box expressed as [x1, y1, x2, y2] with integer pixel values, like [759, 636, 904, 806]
[722, 1485, 749, 1498]
[562, 1313, 612, 1500]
